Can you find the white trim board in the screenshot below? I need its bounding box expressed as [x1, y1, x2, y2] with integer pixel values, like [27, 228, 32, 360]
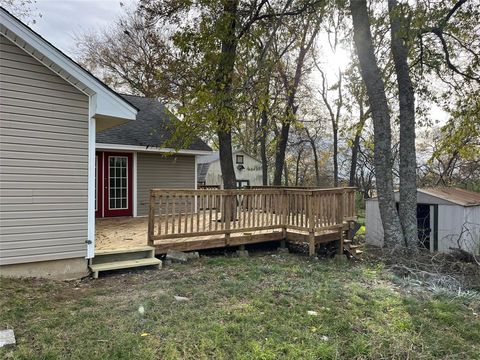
[87, 97, 96, 259]
[133, 152, 138, 217]
[96, 143, 213, 156]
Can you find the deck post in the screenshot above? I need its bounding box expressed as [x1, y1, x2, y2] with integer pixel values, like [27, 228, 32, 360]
[224, 194, 231, 246]
[147, 191, 155, 246]
[308, 191, 315, 256]
[338, 228, 344, 255]
[282, 189, 287, 239]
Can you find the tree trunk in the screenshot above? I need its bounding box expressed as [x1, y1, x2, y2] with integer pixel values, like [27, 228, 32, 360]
[332, 123, 339, 186]
[273, 96, 294, 185]
[260, 107, 269, 186]
[349, 103, 366, 187]
[214, 0, 239, 190]
[283, 159, 289, 186]
[273, 132, 287, 185]
[389, 0, 418, 250]
[350, 0, 404, 247]
[333, 69, 342, 187]
[349, 133, 361, 187]
[306, 129, 321, 186]
[295, 147, 303, 186]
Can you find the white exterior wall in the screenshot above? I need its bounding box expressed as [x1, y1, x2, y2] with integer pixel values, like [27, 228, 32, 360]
[204, 151, 263, 187]
[437, 204, 464, 253]
[465, 206, 480, 255]
[365, 199, 384, 247]
[366, 197, 480, 255]
[439, 205, 480, 255]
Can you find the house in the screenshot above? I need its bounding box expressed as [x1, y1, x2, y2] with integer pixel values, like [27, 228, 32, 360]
[96, 95, 211, 218]
[0, 8, 211, 279]
[366, 188, 480, 254]
[197, 150, 265, 188]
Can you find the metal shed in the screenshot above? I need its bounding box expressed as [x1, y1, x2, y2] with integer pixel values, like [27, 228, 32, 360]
[365, 188, 480, 254]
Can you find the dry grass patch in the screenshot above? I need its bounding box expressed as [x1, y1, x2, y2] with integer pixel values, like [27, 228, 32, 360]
[1, 252, 479, 359]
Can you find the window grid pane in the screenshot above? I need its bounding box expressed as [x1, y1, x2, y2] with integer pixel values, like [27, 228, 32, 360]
[109, 156, 128, 210]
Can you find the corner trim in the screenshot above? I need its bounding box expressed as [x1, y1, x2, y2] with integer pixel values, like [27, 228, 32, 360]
[133, 152, 138, 217]
[87, 95, 97, 259]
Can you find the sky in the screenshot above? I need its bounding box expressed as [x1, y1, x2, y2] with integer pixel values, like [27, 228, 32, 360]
[30, 0, 136, 56]
[8, 0, 447, 124]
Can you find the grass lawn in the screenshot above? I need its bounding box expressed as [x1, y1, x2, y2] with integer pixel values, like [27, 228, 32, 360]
[1, 252, 479, 359]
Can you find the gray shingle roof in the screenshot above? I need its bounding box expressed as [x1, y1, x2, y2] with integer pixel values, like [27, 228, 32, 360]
[96, 95, 211, 151]
[197, 163, 211, 183]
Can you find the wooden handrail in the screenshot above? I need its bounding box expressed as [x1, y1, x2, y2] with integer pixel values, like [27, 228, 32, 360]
[147, 187, 357, 245]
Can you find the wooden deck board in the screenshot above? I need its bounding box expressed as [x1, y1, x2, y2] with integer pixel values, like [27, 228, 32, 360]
[96, 216, 343, 253]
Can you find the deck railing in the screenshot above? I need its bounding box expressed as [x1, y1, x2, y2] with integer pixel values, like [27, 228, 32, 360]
[148, 187, 356, 247]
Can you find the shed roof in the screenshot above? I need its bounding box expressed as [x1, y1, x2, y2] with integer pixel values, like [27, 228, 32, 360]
[419, 188, 480, 207]
[367, 187, 480, 207]
[197, 163, 211, 184]
[96, 95, 211, 152]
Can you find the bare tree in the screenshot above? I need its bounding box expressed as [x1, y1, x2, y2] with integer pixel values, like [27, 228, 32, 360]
[273, 14, 322, 185]
[316, 66, 342, 187]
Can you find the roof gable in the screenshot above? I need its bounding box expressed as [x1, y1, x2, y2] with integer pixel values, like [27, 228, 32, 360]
[0, 7, 137, 121]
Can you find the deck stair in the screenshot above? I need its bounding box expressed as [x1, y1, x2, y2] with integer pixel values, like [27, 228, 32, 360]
[343, 239, 364, 259]
[89, 246, 161, 278]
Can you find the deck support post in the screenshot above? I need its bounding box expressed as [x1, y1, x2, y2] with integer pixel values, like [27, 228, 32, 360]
[308, 191, 315, 257]
[280, 239, 286, 248]
[308, 231, 315, 256]
[148, 191, 155, 246]
[224, 195, 231, 247]
[338, 228, 344, 255]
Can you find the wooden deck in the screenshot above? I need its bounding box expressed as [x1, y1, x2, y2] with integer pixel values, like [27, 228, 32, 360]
[96, 187, 356, 255]
[96, 215, 344, 253]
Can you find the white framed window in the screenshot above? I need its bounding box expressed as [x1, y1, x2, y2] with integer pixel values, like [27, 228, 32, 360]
[108, 156, 128, 209]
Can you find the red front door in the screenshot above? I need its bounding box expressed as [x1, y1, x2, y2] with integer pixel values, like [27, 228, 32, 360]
[95, 152, 133, 217]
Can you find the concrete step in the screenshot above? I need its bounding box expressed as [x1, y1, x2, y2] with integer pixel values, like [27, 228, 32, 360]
[90, 258, 161, 279]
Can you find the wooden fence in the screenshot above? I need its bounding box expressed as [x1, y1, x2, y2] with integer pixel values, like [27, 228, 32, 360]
[148, 188, 356, 249]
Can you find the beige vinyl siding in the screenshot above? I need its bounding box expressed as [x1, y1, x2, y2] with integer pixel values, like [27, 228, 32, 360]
[0, 35, 89, 265]
[136, 153, 196, 216]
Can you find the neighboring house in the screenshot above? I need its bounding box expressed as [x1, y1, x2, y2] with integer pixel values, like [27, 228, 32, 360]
[197, 150, 265, 188]
[0, 8, 211, 279]
[96, 95, 211, 218]
[366, 188, 480, 254]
